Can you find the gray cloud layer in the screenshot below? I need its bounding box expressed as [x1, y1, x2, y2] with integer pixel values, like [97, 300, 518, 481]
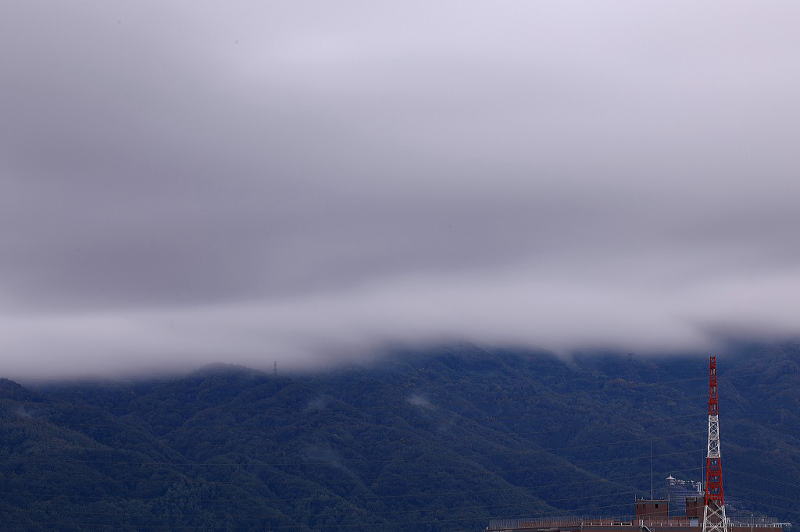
[2, 1, 800, 378]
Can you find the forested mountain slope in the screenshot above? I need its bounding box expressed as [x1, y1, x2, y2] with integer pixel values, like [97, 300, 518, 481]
[1, 343, 799, 531]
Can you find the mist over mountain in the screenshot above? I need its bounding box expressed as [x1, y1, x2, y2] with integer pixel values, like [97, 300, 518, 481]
[3, 1, 800, 377]
[2, 344, 798, 530]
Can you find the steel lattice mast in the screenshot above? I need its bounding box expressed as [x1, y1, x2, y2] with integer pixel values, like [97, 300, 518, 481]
[702, 355, 728, 532]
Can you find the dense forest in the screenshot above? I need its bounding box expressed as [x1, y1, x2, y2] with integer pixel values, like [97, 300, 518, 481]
[2, 342, 799, 530]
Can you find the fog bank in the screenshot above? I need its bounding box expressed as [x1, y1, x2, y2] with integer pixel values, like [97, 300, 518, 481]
[2, 1, 800, 378]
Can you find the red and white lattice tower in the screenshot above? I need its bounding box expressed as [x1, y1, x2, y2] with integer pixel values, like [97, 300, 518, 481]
[702, 355, 728, 532]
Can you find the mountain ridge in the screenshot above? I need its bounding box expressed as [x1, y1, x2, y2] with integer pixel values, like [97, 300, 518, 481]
[1, 344, 798, 530]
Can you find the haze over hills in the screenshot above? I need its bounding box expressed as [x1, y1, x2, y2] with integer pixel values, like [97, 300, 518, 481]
[2, 343, 798, 531]
[4, 1, 800, 379]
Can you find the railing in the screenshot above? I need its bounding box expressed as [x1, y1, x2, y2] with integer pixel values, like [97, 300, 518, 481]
[486, 516, 791, 531]
[729, 523, 792, 529]
[638, 520, 786, 528]
[487, 516, 633, 530]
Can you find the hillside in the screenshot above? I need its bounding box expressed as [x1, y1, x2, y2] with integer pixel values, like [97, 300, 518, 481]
[1, 343, 799, 530]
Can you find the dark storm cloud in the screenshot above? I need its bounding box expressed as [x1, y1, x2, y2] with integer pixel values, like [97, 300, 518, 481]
[2, 1, 800, 378]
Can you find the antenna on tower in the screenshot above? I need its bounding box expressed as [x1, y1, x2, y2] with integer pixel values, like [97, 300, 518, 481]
[702, 355, 728, 532]
[650, 439, 654, 499]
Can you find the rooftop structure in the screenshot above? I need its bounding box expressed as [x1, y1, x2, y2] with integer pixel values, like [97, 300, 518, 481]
[486, 514, 789, 532]
[667, 476, 702, 517]
[486, 357, 789, 532]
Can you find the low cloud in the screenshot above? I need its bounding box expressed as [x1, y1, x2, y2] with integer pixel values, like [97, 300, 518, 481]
[1, 1, 800, 378]
[305, 397, 330, 412]
[407, 394, 435, 410]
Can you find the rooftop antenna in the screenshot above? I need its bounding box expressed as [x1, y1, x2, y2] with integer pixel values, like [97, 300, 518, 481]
[702, 355, 728, 532]
[650, 439, 654, 499]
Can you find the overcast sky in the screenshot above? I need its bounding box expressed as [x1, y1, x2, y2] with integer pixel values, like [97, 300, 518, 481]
[2, 1, 800, 378]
